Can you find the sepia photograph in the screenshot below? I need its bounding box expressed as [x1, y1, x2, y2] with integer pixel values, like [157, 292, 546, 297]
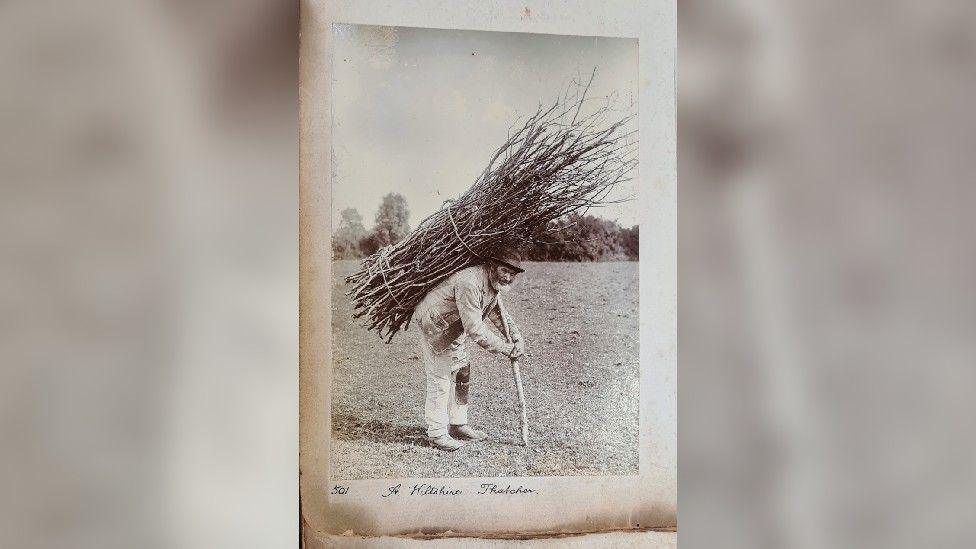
[328, 24, 641, 480]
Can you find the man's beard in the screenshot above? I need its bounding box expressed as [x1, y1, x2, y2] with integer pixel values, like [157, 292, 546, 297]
[495, 282, 512, 294]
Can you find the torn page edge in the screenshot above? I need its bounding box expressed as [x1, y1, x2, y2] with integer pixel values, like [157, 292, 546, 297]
[301, 515, 675, 542]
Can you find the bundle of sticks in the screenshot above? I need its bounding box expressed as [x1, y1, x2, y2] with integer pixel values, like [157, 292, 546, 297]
[346, 74, 637, 342]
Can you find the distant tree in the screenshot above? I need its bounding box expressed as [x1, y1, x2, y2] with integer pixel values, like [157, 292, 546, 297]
[360, 193, 411, 255]
[618, 225, 639, 260]
[333, 208, 366, 259]
[525, 214, 636, 261]
[583, 215, 625, 260]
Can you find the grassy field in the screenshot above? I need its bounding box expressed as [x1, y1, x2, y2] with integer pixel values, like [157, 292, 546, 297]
[329, 260, 639, 480]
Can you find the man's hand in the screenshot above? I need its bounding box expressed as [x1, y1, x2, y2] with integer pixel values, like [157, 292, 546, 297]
[508, 338, 526, 360]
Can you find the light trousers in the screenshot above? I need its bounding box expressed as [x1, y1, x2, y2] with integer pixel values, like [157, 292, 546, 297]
[418, 333, 470, 437]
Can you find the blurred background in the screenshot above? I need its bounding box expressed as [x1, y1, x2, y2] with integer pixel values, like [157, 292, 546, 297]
[1, 0, 297, 548]
[680, 0, 976, 547]
[2, 0, 975, 547]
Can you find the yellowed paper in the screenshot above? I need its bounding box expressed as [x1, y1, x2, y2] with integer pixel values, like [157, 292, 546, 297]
[300, 0, 675, 539]
[303, 528, 677, 548]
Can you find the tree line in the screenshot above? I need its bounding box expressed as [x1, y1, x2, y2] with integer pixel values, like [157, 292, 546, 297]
[333, 193, 638, 262]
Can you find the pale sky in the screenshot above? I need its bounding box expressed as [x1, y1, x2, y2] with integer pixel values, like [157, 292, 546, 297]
[331, 24, 640, 231]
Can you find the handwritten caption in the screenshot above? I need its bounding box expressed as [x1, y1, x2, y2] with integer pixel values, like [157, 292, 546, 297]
[329, 482, 537, 498]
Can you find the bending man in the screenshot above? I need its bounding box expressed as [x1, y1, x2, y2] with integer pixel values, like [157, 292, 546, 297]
[412, 252, 526, 451]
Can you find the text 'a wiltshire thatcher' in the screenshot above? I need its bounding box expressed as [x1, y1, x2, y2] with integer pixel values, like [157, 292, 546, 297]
[345, 74, 638, 342]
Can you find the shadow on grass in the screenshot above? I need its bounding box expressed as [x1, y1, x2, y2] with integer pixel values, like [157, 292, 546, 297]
[331, 411, 429, 446]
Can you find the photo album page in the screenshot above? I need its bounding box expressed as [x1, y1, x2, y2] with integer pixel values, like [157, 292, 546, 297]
[300, 1, 675, 544]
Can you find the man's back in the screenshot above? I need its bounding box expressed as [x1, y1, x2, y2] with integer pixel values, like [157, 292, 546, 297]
[414, 265, 497, 352]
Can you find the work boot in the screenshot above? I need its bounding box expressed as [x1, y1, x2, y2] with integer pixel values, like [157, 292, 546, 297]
[449, 424, 489, 442]
[428, 434, 465, 451]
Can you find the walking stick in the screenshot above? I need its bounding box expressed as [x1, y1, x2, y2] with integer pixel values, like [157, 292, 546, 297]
[497, 298, 529, 446]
